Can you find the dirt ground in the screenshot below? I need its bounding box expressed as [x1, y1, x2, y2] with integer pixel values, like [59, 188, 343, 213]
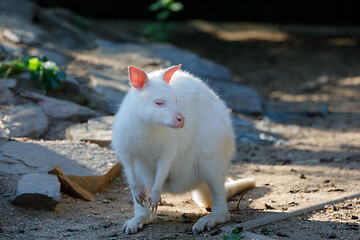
[1, 21, 360, 239]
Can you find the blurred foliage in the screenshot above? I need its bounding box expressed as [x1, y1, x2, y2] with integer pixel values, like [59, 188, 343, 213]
[72, 15, 90, 30]
[0, 56, 66, 94]
[222, 228, 243, 240]
[142, 0, 184, 42]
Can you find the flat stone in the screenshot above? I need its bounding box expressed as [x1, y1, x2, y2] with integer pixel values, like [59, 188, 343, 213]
[66, 116, 114, 147]
[94, 42, 164, 68]
[0, 140, 118, 175]
[0, 0, 36, 21]
[0, 105, 49, 138]
[0, 86, 15, 104]
[0, 140, 120, 192]
[147, 43, 232, 81]
[12, 173, 61, 210]
[78, 42, 260, 114]
[20, 91, 99, 122]
[0, 14, 47, 45]
[27, 48, 68, 67]
[60, 75, 80, 93]
[210, 81, 262, 114]
[2, 78, 18, 89]
[89, 69, 129, 113]
[78, 42, 232, 81]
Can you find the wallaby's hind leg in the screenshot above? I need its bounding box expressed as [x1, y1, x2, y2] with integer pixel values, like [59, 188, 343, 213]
[192, 175, 230, 234]
[192, 183, 212, 210]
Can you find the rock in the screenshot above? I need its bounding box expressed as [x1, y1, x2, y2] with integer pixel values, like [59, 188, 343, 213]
[27, 48, 68, 67]
[78, 42, 261, 114]
[78, 42, 232, 81]
[88, 69, 129, 113]
[36, 8, 97, 49]
[147, 43, 232, 81]
[93, 42, 164, 69]
[263, 101, 328, 123]
[12, 173, 61, 210]
[0, 140, 121, 192]
[0, 0, 36, 21]
[0, 14, 47, 45]
[2, 78, 18, 89]
[0, 86, 14, 104]
[66, 116, 114, 147]
[60, 75, 80, 93]
[210, 81, 262, 115]
[19, 91, 99, 122]
[235, 131, 287, 146]
[0, 105, 49, 138]
[0, 42, 23, 56]
[232, 116, 255, 129]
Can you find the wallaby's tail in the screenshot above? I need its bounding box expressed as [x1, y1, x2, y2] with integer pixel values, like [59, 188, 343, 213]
[192, 178, 256, 210]
[225, 178, 256, 199]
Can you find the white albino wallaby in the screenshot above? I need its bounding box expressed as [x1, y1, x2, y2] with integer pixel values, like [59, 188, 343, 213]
[112, 65, 255, 235]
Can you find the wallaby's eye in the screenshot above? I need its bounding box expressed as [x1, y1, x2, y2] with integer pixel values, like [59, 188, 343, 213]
[155, 100, 164, 106]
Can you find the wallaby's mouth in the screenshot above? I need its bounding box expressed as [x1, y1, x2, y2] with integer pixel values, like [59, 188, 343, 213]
[170, 121, 185, 129]
[171, 113, 185, 129]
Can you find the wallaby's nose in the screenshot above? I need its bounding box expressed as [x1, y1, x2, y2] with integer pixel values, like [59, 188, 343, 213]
[177, 115, 185, 122]
[174, 113, 185, 128]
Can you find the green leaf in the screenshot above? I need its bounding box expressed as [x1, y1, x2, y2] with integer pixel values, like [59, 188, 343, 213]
[222, 228, 243, 240]
[149, 1, 163, 11]
[55, 71, 66, 81]
[169, 2, 183, 12]
[30, 70, 39, 82]
[11, 60, 27, 70]
[267, 227, 277, 232]
[28, 58, 41, 71]
[113, 177, 121, 182]
[157, 10, 171, 21]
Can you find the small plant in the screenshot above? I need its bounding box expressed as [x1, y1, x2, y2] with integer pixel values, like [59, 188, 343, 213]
[143, 0, 184, 42]
[222, 227, 243, 240]
[28, 57, 66, 94]
[0, 56, 66, 94]
[0, 58, 28, 78]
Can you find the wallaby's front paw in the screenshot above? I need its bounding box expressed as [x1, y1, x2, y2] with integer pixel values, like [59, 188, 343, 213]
[122, 217, 145, 234]
[148, 190, 162, 212]
[192, 213, 230, 235]
[133, 188, 146, 207]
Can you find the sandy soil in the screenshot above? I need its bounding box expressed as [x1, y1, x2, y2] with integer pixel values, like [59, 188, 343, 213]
[1, 21, 360, 239]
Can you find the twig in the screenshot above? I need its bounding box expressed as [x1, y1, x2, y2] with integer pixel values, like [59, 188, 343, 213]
[236, 188, 252, 209]
[229, 188, 252, 212]
[229, 192, 360, 231]
[17, 210, 32, 221]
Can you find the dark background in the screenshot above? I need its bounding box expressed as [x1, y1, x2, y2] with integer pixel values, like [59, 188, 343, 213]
[32, 0, 359, 26]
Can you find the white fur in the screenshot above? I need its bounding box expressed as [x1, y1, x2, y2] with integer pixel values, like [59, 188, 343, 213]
[112, 67, 235, 234]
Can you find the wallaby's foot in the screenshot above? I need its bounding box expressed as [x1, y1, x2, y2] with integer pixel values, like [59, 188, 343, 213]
[122, 215, 149, 234]
[192, 212, 230, 235]
[148, 190, 162, 212]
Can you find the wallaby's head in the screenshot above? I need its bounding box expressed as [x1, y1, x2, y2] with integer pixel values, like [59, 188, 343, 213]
[128, 65, 185, 129]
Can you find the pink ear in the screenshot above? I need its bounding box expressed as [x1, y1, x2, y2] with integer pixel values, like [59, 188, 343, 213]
[163, 64, 181, 84]
[128, 66, 148, 89]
